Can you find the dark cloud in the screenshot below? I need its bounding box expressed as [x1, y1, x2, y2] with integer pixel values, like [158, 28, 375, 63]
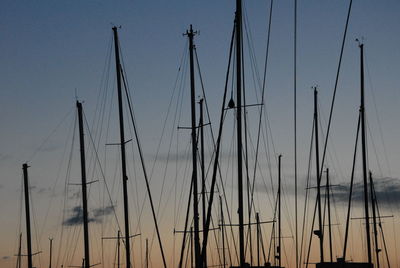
[93, 205, 115, 217]
[63, 205, 115, 226]
[331, 177, 400, 206]
[63, 206, 97, 226]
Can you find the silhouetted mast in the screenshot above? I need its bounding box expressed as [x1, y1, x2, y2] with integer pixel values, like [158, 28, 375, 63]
[186, 24, 202, 268]
[313, 88, 324, 263]
[146, 238, 149, 268]
[359, 42, 372, 265]
[235, 0, 245, 265]
[112, 26, 132, 268]
[199, 98, 207, 268]
[278, 155, 282, 268]
[76, 101, 90, 268]
[326, 168, 333, 262]
[49, 237, 53, 268]
[369, 171, 380, 268]
[256, 213, 260, 267]
[117, 231, 120, 268]
[23, 163, 33, 268]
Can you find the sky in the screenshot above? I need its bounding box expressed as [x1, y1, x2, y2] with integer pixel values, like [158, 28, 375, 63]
[0, 1, 400, 268]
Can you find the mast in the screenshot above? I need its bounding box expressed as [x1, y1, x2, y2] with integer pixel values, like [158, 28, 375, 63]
[326, 169, 333, 262]
[313, 88, 324, 263]
[49, 237, 53, 268]
[191, 227, 194, 268]
[22, 163, 33, 268]
[112, 26, 132, 268]
[235, 0, 245, 266]
[76, 101, 90, 268]
[146, 238, 149, 268]
[256, 213, 260, 267]
[117, 231, 120, 268]
[278, 155, 282, 268]
[199, 98, 207, 268]
[369, 171, 380, 268]
[186, 24, 202, 268]
[359, 42, 372, 265]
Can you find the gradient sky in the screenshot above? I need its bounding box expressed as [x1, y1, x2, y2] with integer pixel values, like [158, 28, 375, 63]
[1, 1, 400, 268]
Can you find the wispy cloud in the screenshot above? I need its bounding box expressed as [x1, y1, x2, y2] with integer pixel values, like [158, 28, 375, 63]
[63, 205, 115, 226]
[331, 177, 400, 206]
[93, 205, 115, 217]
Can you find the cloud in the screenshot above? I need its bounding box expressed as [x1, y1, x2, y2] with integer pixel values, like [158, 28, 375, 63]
[63, 205, 115, 226]
[331, 177, 400, 206]
[93, 205, 115, 217]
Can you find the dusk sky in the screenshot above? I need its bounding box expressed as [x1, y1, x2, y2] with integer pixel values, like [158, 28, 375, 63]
[1, 1, 399, 268]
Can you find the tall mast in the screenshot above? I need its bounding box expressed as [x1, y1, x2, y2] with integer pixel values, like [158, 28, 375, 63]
[112, 26, 131, 268]
[199, 98, 207, 268]
[186, 24, 202, 268]
[76, 101, 90, 268]
[235, 0, 245, 266]
[22, 163, 33, 268]
[256, 213, 260, 267]
[49, 237, 53, 268]
[146, 238, 149, 268]
[369, 171, 380, 268]
[313, 88, 324, 263]
[326, 168, 333, 262]
[117, 231, 120, 268]
[359, 42, 372, 265]
[278, 155, 282, 268]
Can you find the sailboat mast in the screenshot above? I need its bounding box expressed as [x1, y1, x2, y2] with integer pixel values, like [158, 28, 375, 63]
[22, 163, 33, 268]
[112, 26, 132, 268]
[117, 231, 120, 268]
[235, 0, 245, 266]
[359, 43, 372, 265]
[326, 168, 333, 262]
[199, 98, 207, 268]
[369, 171, 380, 268]
[49, 237, 53, 268]
[146, 238, 149, 268]
[76, 101, 90, 268]
[256, 213, 260, 267]
[187, 24, 202, 268]
[278, 155, 282, 268]
[313, 88, 324, 263]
